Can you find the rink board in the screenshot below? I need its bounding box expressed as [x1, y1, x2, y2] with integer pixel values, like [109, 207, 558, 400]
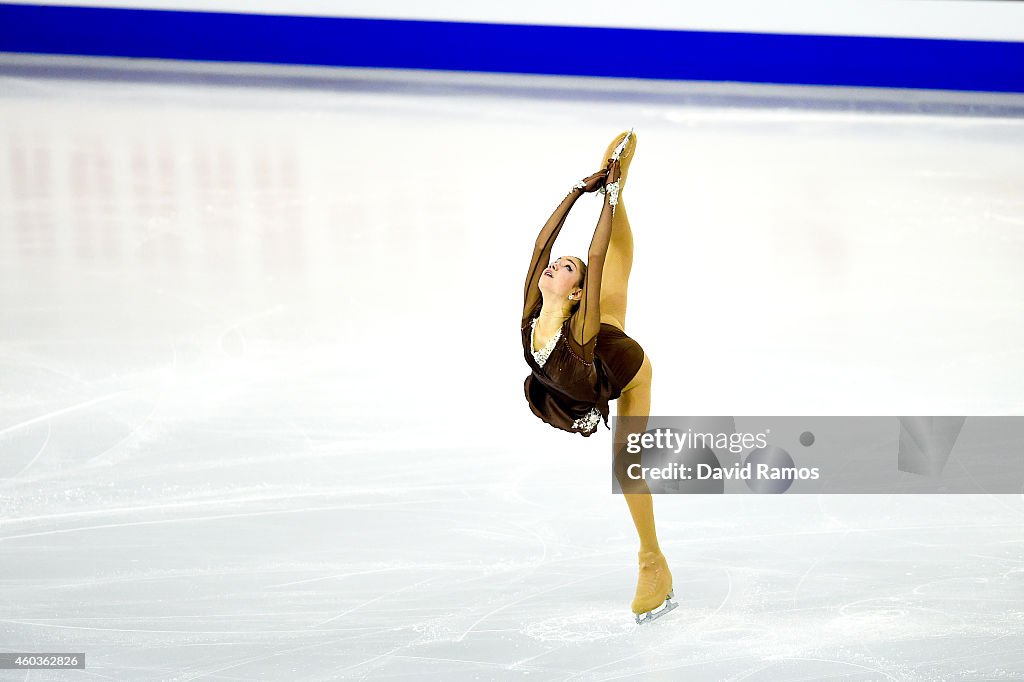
[1, 2, 1024, 93]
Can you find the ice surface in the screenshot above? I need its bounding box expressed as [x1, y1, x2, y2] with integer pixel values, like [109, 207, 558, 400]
[1, 65, 1023, 680]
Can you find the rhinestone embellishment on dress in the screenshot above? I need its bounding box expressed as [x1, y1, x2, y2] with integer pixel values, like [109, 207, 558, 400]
[530, 317, 562, 368]
[572, 407, 602, 434]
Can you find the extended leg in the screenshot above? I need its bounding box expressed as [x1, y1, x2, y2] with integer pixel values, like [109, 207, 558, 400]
[599, 131, 637, 331]
[600, 202, 634, 332]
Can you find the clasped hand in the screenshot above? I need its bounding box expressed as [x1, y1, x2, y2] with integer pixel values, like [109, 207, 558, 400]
[578, 158, 621, 193]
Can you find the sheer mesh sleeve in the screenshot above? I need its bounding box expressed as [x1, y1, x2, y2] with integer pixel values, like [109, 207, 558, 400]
[569, 190, 615, 362]
[522, 186, 584, 326]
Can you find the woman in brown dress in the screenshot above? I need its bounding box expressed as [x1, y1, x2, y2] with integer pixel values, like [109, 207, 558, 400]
[520, 130, 676, 624]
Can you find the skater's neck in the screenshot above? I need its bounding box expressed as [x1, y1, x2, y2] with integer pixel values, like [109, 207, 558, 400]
[538, 296, 574, 323]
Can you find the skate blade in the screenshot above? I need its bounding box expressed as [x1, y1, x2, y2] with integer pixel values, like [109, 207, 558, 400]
[634, 590, 677, 626]
[610, 128, 634, 161]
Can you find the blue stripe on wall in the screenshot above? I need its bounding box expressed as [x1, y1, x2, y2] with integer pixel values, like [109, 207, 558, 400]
[1, 3, 1023, 93]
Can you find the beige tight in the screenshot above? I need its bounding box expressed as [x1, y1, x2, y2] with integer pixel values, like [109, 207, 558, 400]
[597, 131, 662, 556]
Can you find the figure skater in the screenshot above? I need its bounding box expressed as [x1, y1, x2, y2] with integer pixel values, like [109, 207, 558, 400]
[520, 130, 676, 624]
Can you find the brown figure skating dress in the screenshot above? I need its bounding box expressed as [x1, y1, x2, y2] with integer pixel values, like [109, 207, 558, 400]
[521, 179, 645, 437]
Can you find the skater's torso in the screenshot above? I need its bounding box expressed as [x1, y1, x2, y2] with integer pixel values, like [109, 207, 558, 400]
[523, 304, 601, 403]
[521, 300, 644, 437]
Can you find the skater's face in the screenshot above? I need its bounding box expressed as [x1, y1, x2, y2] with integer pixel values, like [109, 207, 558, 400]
[539, 256, 585, 303]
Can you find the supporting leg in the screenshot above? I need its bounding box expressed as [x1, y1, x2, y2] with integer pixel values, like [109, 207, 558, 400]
[612, 354, 676, 622]
[612, 354, 658, 552]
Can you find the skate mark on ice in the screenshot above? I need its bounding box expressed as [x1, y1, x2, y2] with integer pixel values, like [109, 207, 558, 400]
[0, 498, 450, 543]
[172, 619, 391, 682]
[311, 579, 431, 627]
[789, 554, 830, 606]
[524, 608, 634, 642]
[587, 653, 754, 681]
[565, 564, 734, 681]
[760, 656, 900, 681]
[0, 617, 381, 635]
[454, 566, 623, 643]
[391, 654, 537, 674]
[0, 389, 135, 439]
[721, 659, 780, 682]
[268, 565, 411, 588]
[9, 419, 51, 479]
[80, 388, 164, 468]
[0, 486, 464, 537]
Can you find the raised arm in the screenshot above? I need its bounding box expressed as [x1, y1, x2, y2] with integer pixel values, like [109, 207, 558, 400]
[522, 170, 608, 325]
[569, 159, 621, 361]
